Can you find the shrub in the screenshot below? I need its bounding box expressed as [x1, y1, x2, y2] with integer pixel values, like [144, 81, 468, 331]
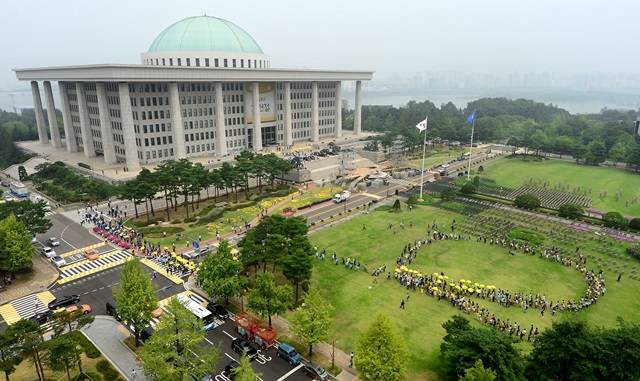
[514, 194, 541, 210]
[68, 331, 101, 358]
[558, 204, 584, 219]
[171, 218, 182, 224]
[460, 182, 476, 194]
[137, 226, 184, 238]
[78, 162, 92, 170]
[629, 218, 640, 231]
[195, 207, 224, 225]
[83, 371, 103, 381]
[626, 246, 640, 260]
[96, 359, 120, 381]
[224, 200, 256, 212]
[603, 212, 627, 229]
[441, 188, 456, 200]
[197, 203, 217, 217]
[183, 216, 197, 223]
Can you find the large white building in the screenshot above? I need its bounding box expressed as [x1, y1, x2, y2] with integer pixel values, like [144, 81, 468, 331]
[14, 16, 373, 171]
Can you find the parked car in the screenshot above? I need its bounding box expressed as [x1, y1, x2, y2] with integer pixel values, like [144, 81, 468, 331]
[30, 310, 53, 324]
[48, 237, 60, 247]
[140, 326, 154, 342]
[48, 295, 80, 310]
[106, 302, 122, 321]
[276, 342, 301, 365]
[65, 304, 92, 315]
[31, 236, 38, 244]
[1, 180, 9, 187]
[152, 306, 163, 318]
[231, 338, 258, 361]
[42, 246, 56, 258]
[303, 363, 329, 380]
[52, 256, 67, 267]
[206, 302, 229, 320]
[224, 361, 240, 379]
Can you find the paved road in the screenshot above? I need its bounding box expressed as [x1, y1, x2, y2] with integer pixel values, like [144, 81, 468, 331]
[34, 213, 104, 254]
[52, 263, 182, 315]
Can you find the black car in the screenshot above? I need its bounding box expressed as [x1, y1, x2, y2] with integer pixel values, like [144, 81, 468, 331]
[303, 363, 329, 380]
[48, 295, 80, 310]
[231, 338, 258, 360]
[30, 310, 53, 325]
[223, 360, 240, 379]
[206, 302, 229, 320]
[141, 326, 154, 342]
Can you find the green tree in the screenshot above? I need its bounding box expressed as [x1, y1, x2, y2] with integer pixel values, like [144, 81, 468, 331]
[440, 316, 525, 381]
[0, 200, 51, 235]
[45, 335, 82, 381]
[355, 314, 408, 381]
[460, 182, 476, 194]
[290, 289, 333, 356]
[460, 360, 497, 381]
[139, 297, 218, 381]
[50, 308, 93, 338]
[113, 260, 158, 347]
[513, 194, 541, 210]
[608, 141, 628, 164]
[247, 272, 292, 328]
[627, 144, 640, 172]
[558, 204, 584, 219]
[585, 141, 607, 165]
[136, 168, 159, 221]
[0, 329, 21, 381]
[603, 211, 627, 229]
[196, 240, 246, 305]
[0, 214, 34, 281]
[232, 354, 262, 381]
[281, 241, 313, 304]
[9, 320, 45, 381]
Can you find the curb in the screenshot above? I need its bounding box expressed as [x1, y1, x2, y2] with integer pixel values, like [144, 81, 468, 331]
[81, 317, 131, 381]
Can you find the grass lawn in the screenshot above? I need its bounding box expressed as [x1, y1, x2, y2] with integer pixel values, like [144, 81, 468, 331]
[309, 204, 640, 379]
[11, 354, 118, 381]
[480, 157, 640, 216]
[407, 148, 465, 170]
[274, 184, 343, 212]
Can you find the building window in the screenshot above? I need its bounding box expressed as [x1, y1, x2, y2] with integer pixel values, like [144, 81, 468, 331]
[169, 58, 173, 66]
[205, 58, 210, 67]
[224, 59, 228, 67]
[240, 59, 244, 68]
[186, 58, 191, 66]
[177, 58, 181, 66]
[196, 58, 200, 67]
[215, 58, 219, 67]
[162, 58, 166, 65]
[232, 59, 236, 68]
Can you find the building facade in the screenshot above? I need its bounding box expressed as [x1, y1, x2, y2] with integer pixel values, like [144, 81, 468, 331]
[14, 16, 373, 170]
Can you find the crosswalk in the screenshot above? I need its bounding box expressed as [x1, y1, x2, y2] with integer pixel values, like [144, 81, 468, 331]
[57, 250, 133, 285]
[0, 291, 56, 324]
[139, 257, 188, 284]
[149, 291, 210, 328]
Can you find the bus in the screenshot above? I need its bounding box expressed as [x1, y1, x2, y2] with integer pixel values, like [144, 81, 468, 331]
[177, 294, 212, 321]
[9, 181, 28, 198]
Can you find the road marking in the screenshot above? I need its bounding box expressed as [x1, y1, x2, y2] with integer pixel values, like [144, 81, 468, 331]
[59, 223, 78, 250]
[222, 330, 236, 340]
[224, 352, 237, 361]
[275, 363, 304, 380]
[204, 337, 215, 346]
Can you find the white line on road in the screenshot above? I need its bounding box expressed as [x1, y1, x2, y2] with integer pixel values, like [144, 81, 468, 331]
[204, 337, 215, 346]
[275, 363, 304, 381]
[224, 352, 237, 361]
[222, 330, 236, 340]
[59, 223, 78, 250]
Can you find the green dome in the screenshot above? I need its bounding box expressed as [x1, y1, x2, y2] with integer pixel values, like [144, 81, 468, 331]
[148, 16, 264, 54]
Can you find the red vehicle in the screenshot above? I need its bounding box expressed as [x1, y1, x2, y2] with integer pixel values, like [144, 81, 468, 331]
[232, 314, 259, 341]
[254, 327, 277, 350]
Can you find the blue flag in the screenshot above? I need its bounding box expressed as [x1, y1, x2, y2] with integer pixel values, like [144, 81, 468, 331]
[466, 111, 477, 125]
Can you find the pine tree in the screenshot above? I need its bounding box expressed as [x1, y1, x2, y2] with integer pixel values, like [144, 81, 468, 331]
[355, 314, 408, 381]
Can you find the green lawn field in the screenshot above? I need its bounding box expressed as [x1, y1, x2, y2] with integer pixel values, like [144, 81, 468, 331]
[309, 204, 640, 379]
[407, 148, 465, 170]
[480, 158, 640, 216]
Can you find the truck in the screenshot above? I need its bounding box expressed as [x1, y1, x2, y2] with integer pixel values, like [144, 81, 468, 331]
[332, 190, 351, 203]
[9, 181, 28, 198]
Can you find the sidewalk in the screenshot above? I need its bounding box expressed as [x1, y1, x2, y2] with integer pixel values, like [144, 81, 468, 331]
[0, 255, 59, 305]
[82, 315, 147, 381]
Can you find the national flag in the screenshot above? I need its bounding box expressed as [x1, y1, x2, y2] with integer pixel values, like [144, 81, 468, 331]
[416, 118, 428, 132]
[466, 111, 477, 125]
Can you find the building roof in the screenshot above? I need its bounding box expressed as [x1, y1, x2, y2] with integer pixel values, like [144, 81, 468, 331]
[148, 16, 264, 54]
[13, 64, 374, 82]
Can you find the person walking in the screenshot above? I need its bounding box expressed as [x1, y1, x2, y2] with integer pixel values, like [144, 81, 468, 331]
[400, 299, 405, 309]
[349, 352, 354, 368]
[130, 368, 137, 381]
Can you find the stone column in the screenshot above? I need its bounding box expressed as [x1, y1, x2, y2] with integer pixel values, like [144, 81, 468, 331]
[214, 82, 227, 157]
[311, 82, 319, 143]
[354, 80, 362, 136]
[30, 81, 49, 144]
[95, 83, 117, 164]
[168, 83, 186, 159]
[75, 82, 95, 157]
[335, 81, 342, 139]
[252, 82, 263, 151]
[284, 81, 292, 146]
[43, 81, 62, 148]
[243, 83, 252, 147]
[117, 83, 140, 170]
[58, 82, 77, 152]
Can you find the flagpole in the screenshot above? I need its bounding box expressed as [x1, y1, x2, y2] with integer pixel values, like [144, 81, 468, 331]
[467, 117, 475, 180]
[419, 117, 428, 199]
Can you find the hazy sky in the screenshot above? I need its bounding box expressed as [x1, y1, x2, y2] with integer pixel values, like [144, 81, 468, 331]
[1, 0, 639, 89]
